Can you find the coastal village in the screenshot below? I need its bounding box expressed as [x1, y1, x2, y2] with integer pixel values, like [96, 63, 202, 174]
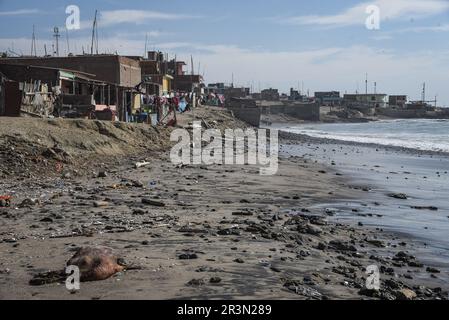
[1, 49, 449, 125]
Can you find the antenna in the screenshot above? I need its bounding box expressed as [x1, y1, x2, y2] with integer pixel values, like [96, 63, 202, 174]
[44, 44, 47, 56]
[53, 27, 60, 56]
[91, 10, 98, 55]
[365, 73, 368, 95]
[31, 25, 37, 56]
[422, 82, 426, 102]
[66, 27, 70, 55]
[144, 33, 148, 57]
[374, 82, 377, 94]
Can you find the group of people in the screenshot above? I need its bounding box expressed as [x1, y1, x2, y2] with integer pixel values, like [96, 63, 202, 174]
[137, 91, 202, 127]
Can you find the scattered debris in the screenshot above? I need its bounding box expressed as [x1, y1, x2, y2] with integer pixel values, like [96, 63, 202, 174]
[135, 161, 151, 169]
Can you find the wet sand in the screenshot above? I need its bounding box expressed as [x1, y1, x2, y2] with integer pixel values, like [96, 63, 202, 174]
[1, 149, 447, 300]
[281, 136, 449, 287]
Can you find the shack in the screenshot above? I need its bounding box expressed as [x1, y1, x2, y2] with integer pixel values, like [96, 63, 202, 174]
[0, 55, 142, 121]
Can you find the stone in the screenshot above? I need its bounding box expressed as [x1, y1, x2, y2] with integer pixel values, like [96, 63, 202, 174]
[411, 206, 438, 211]
[178, 253, 198, 260]
[284, 280, 322, 299]
[98, 171, 108, 178]
[300, 223, 322, 236]
[93, 201, 109, 208]
[426, 267, 440, 274]
[328, 240, 357, 252]
[132, 209, 146, 215]
[19, 198, 40, 208]
[388, 193, 408, 200]
[232, 211, 253, 216]
[141, 198, 165, 207]
[395, 288, 417, 300]
[186, 279, 205, 287]
[210, 277, 222, 284]
[358, 288, 380, 298]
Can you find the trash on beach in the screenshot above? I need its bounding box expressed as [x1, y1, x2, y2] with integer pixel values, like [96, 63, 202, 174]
[135, 161, 151, 169]
[0, 195, 12, 207]
[19, 198, 40, 208]
[148, 181, 157, 189]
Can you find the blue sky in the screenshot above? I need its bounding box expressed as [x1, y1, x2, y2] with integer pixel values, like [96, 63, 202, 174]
[1, 0, 449, 105]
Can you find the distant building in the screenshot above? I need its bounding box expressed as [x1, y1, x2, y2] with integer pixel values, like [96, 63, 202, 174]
[206, 83, 232, 95]
[289, 88, 302, 101]
[130, 51, 203, 94]
[389, 95, 407, 108]
[261, 88, 280, 101]
[406, 101, 435, 111]
[224, 87, 250, 104]
[251, 92, 262, 100]
[343, 93, 387, 108]
[315, 91, 342, 106]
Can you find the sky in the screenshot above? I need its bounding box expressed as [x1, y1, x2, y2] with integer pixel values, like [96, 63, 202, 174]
[1, 0, 449, 105]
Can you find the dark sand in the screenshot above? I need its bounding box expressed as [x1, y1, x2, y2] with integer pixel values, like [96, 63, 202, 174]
[0, 111, 447, 300]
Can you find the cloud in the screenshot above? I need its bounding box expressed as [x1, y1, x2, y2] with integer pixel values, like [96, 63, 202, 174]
[395, 23, 449, 33]
[284, 0, 449, 27]
[0, 9, 41, 16]
[1, 36, 448, 105]
[98, 10, 200, 27]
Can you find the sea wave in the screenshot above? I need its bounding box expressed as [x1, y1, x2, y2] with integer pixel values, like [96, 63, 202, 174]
[283, 119, 449, 153]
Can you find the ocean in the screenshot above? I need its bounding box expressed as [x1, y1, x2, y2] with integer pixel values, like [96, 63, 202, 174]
[278, 119, 449, 153]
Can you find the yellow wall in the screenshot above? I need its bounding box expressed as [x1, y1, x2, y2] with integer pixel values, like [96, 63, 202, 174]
[162, 77, 171, 95]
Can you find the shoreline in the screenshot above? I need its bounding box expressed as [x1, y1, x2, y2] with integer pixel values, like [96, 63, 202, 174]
[278, 126, 449, 287]
[277, 128, 449, 158]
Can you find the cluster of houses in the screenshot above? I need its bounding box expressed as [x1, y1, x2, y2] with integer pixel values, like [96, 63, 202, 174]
[0, 52, 203, 123]
[1, 51, 448, 124]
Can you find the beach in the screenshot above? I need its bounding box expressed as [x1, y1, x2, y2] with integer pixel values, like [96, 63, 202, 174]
[0, 109, 447, 300]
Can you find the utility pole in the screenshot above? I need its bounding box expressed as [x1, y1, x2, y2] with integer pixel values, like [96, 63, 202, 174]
[31, 25, 37, 56]
[91, 10, 98, 55]
[53, 27, 60, 56]
[144, 33, 148, 58]
[422, 82, 426, 102]
[365, 73, 368, 95]
[66, 27, 70, 55]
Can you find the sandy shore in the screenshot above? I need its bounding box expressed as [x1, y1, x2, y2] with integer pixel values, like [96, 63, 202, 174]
[0, 110, 447, 300]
